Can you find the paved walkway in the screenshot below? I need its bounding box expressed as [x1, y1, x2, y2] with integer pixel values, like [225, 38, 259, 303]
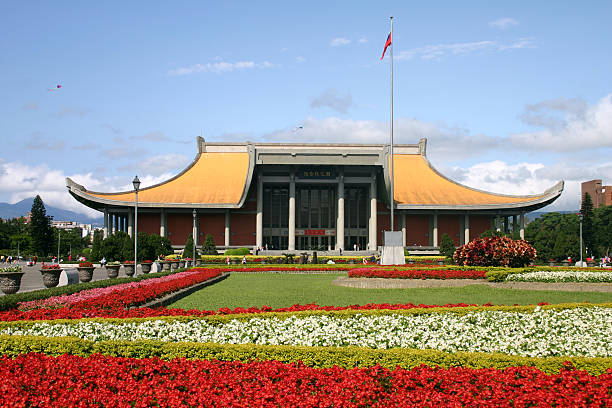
[333, 276, 612, 293]
[0, 262, 149, 295]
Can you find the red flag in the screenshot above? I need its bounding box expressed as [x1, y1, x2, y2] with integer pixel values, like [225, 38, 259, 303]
[380, 32, 392, 60]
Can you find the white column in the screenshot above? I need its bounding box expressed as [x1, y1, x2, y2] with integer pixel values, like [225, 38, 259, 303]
[288, 172, 296, 250]
[433, 212, 438, 247]
[160, 210, 166, 237]
[128, 209, 133, 237]
[256, 174, 263, 248]
[336, 171, 344, 251]
[224, 210, 230, 247]
[193, 210, 199, 247]
[111, 214, 116, 234]
[520, 212, 525, 240]
[369, 171, 377, 250]
[495, 215, 501, 232]
[103, 209, 108, 238]
[401, 213, 406, 247]
[464, 214, 470, 244]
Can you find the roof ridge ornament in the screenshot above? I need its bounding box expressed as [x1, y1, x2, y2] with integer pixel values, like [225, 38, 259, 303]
[418, 138, 427, 156]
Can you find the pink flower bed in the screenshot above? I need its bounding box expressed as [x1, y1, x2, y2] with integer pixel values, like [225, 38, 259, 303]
[19, 271, 203, 310]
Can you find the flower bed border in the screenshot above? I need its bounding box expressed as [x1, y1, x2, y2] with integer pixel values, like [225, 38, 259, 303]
[1, 335, 610, 375]
[136, 272, 229, 309]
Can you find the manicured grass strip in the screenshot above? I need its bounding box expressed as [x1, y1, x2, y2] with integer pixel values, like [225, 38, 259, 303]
[1, 335, 611, 375]
[169, 273, 612, 310]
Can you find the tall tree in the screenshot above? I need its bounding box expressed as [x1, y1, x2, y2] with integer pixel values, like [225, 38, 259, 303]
[29, 195, 53, 256]
[90, 229, 104, 261]
[580, 193, 595, 257]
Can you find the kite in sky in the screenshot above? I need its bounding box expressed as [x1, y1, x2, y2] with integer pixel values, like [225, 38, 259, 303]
[292, 126, 303, 132]
[48, 85, 62, 91]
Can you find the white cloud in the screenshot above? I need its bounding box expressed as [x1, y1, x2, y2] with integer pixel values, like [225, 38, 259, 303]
[518, 97, 588, 128]
[330, 37, 351, 47]
[441, 160, 582, 211]
[261, 116, 500, 159]
[310, 89, 353, 114]
[168, 61, 274, 75]
[396, 38, 534, 60]
[489, 17, 519, 29]
[358, 37, 367, 44]
[295, 56, 306, 63]
[510, 94, 612, 151]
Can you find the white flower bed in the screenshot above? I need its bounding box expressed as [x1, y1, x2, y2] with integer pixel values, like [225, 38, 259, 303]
[2, 307, 611, 358]
[506, 271, 612, 283]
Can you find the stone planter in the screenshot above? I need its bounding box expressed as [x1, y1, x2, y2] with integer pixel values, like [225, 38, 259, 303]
[141, 263, 152, 274]
[562, 261, 570, 267]
[123, 264, 135, 277]
[179, 260, 186, 268]
[549, 261, 555, 267]
[170, 260, 180, 270]
[40, 269, 62, 288]
[106, 265, 120, 279]
[0, 272, 25, 295]
[162, 261, 171, 271]
[195, 259, 202, 266]
[76, 266, 95, 283]
[587, 261, 595, 267]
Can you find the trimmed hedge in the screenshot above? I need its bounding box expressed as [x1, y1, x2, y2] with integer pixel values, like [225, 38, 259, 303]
[0, 335, 610, 375]
[223, 248, 251, 256]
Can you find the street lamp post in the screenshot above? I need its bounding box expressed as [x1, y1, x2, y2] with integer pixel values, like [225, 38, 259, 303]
[57, 230, 61, 264]
[192, 209, 197, 267]
[133, 176, 141, 276]
[579, 212, 583, 267]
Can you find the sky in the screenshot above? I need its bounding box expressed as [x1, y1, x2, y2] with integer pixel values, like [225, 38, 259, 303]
[1, 1, 611, 218]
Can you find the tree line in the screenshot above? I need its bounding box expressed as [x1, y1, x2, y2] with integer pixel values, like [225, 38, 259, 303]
[525, 193, 611, 261]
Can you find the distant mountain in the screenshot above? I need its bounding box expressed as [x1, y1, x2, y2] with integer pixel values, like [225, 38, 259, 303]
[527, 210, 577, 221]
[0, 198, 103, 226]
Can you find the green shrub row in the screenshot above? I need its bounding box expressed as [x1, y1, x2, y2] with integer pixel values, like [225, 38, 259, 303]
[0, 268, 188, 312]
[0, 335, 610, 375]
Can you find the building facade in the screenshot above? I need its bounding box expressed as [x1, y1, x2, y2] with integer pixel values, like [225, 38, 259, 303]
[581, 179, 612, 209]
[66, 137, 563, 252]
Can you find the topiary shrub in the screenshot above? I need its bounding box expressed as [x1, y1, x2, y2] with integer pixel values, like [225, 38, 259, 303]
[202, 233, 217, 255]
[439, 233, 456, 260]
[224, 247, 250, 255]
[453, 236, 536, 267]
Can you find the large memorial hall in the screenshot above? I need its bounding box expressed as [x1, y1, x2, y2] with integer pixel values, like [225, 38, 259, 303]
[66, 137, 563, 252]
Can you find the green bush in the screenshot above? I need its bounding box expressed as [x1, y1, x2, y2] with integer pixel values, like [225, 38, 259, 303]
[439, 233, 456, 260]
[202, 233, 217, 255]
[224, 248, 250, 256]
[0, 336, 609, 375]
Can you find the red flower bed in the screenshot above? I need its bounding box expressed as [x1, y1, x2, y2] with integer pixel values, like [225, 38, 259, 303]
[349, 267, 486, 279]
[0, 354, 609, 407]
[0, 300, 501, 322]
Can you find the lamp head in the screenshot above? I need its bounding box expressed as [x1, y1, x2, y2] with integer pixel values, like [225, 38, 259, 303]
[132, 175, 141, 192]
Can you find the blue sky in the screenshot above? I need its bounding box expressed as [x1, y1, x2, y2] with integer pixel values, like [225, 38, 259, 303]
[1, 1, 611, 217]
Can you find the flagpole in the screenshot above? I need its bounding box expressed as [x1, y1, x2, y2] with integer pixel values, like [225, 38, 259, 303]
[389, 16, 395, 232]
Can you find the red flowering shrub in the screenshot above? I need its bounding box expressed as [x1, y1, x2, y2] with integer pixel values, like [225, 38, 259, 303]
[40, 263, 61, 270]
[0, 354, 610, 407]
[453, 236, 537, 267]
[349, 267, 486, 279]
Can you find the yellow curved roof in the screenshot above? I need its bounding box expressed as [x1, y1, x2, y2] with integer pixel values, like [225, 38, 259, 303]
[393, 154, 546, 205]
[89, 152, 249, 205]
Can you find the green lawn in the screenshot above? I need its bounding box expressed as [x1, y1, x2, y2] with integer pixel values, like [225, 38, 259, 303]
[169, 273, 612, 310]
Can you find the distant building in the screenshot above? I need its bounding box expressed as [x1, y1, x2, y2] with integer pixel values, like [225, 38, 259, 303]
[581, 180, 612, 208]
[52, 220, 93, 238]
